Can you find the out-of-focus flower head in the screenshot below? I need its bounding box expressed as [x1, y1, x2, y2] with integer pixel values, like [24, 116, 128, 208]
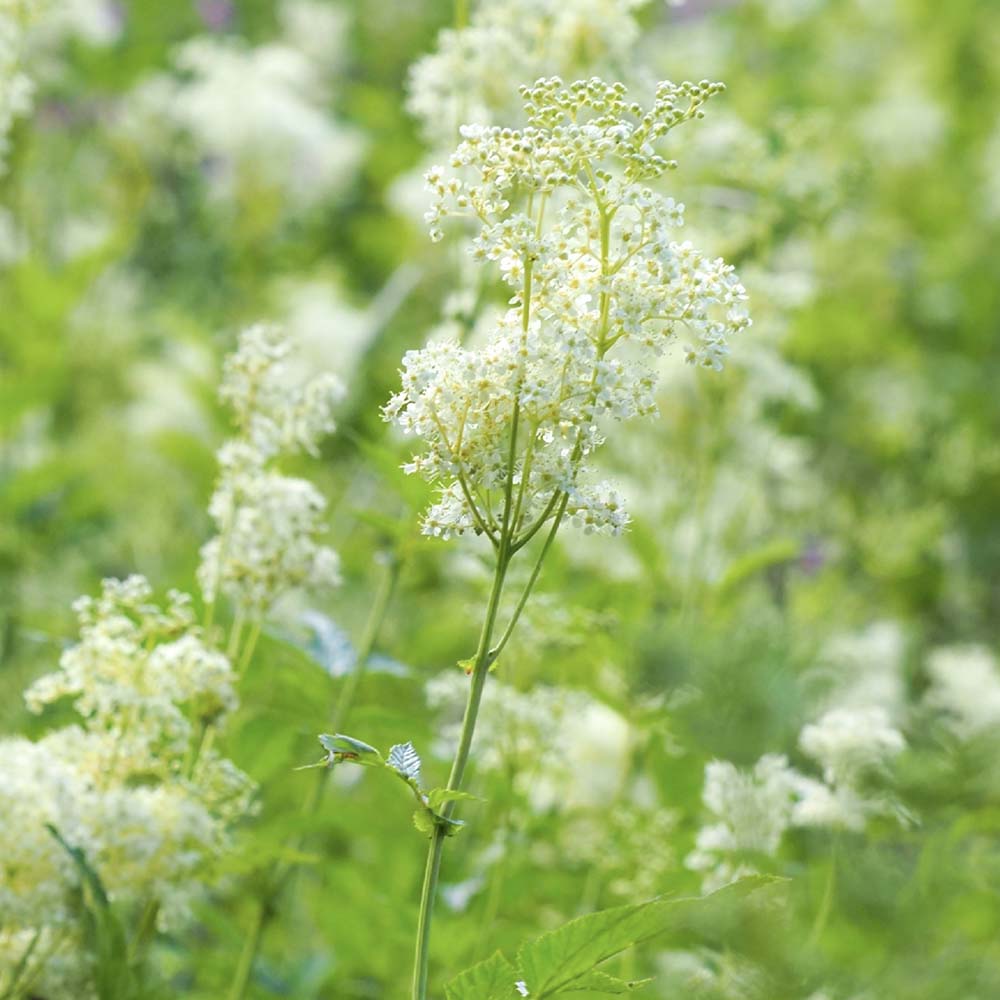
[198, 325, 342, 616]
[407, 0, 651, 144]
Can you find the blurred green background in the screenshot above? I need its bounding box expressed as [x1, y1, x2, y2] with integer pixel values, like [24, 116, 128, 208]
[2, 0, 1000, 997]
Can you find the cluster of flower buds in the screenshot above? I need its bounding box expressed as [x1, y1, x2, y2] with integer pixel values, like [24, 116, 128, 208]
[388, 78, 749, 541]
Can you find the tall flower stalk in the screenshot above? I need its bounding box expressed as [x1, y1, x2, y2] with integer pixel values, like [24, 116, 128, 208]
[383, 76, 750, 999]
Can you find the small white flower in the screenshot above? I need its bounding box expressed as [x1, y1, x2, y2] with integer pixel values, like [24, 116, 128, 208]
[199, 325, 342, 615]
[387, 80, 746, 543]
[925, 645, 1000, 739]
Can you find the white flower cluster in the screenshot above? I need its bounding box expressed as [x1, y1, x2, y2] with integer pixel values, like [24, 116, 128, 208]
[426, 672, 631, 811]
[687, 707, 906, 890]
[555, 797, 678, 898]
[407, 0, 650, 144]
[31, 0, 123, 49]
[0, 926, 95, 1000]
[815, 621, 907, 716]
[430, 670, 679, 898]
[0, 0, 39, 176]
[0, 577, 253, 995]
[120, 1, 362, 208]
[386, 78, 748, 541]
[924, 644, 1000, 740]
[686, 754, 800, 891]
[198, 324, 342, 616]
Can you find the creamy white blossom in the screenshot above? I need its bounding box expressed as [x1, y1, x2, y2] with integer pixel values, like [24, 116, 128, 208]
[387, 78, 748, 541]
[407, 0, 651, 144]
[3, 576, 253, 992]
[686, 754, 800, 890]
[0, 0, 39, 176]
[925, 644, 1000, 739]
[120, 30, 363, 208]
[798, 706, 905, 789]
[426, 672, 631, 811]
[198, 325, 342, 615]
[689, 706, 907, 887]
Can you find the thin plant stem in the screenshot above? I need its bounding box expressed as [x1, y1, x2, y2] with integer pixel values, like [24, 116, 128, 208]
[488, 496, 569, 667]
[0, 928, 40, 1000]
[227, 900, 266, 1000]
[129, 899, 161, 965]
[808, 837, 838, 949]
[410, 196, 616, 994]
[227, 555, 401, 1000]
[236, 619, 262, 676]
[332, 555, 400, 735]
[411, 547, 511, 1000]
[226, 607, 246, 662]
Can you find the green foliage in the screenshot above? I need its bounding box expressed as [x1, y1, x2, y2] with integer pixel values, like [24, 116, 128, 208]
[448, 878, 777, 999]
[46, 825, 163, 1000]
[3, 0, 1000, 997]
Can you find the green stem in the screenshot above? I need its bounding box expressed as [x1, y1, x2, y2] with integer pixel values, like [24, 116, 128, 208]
[0, 928, 40, 1000]
[330, 556, 400, 733]
[808, 839, 838, 949]
[226, 607, 246, 661]
[488, 495, 569, 667]
[129, 899, 160, 965]
[236, 619, 262, 676]
[227, 555, 401, 1000]
[227, 899, 266, 1000]
[411, 547, 511, 1000]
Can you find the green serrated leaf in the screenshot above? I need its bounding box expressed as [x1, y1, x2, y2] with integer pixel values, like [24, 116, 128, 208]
[557, 969, 651, 994]
[515, 876, 779, 998]
[388, 740, 422, 783]
[426, 788, 482, 812]
[445, 950, 520, 1000]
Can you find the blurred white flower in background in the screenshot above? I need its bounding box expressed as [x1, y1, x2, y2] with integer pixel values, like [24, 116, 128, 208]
[166, 39, 361, 206]
[407, 0, 651, 144]
[119, 3, 362, 210]
[799, 706, 905, 788]
[856, 78, 946, 169]
[34, 0, 124, 48]
[686, 754, 800, 890]
[925, 644, 1000, 740]
[426, 673, 632, 810]
[0, 0, 37, 177]
[688, 705, 906, 888]
[198, 325, 343, 617]
[1, 575, 254, 977]
[815, 621, 908, 718]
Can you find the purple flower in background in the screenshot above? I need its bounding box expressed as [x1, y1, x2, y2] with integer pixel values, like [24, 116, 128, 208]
[798, 535, 826, 576]
[196, 0, 235, 31]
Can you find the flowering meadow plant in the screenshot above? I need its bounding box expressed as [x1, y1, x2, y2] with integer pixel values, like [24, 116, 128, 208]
[3, 1, 1000, 999]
